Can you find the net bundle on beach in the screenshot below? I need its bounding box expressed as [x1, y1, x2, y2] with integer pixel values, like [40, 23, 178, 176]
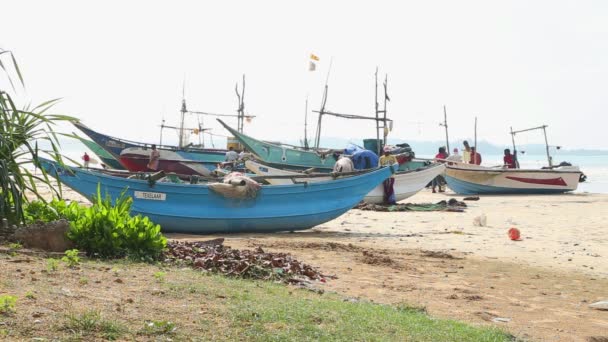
[208, 172, 261, 199]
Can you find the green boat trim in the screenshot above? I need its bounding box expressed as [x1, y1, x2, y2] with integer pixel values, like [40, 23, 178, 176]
[217, 119, 338, 170]
[78, 137, 125, 170]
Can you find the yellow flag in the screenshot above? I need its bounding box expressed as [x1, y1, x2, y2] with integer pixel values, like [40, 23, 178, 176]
[310, 54, 320, 61]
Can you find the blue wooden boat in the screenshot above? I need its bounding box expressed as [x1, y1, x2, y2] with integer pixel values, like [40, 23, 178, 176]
[40, 159, 394, 233]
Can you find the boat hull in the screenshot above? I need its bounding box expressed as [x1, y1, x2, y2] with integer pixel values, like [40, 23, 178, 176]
[74, 122, 228, 169]
[444, 165, 582, 195]
[119, 147, 222, 176]
[41, 159, 393, 233]
[246, 160, 445, 203]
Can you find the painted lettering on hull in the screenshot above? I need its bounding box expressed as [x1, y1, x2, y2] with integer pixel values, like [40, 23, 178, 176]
[134, 191, 166, 201]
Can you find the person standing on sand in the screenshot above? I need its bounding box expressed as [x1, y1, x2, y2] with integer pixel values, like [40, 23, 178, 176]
[147, 144, 160, 171]
[379, 146, 398, 204]
[470, 146, 482, 165]
[432, 147, 448, 193]
[462, 141, 472, 164]
[82, 152, 90, 168]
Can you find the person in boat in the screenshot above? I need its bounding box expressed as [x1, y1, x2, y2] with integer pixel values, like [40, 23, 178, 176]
[432, 147, 448, 193]
[147, 144, 160, 171]
[462, 141, 472, 164]
[333, 155, 354, 173]
[446, 147, 462, 163]
[379, 146, 398, 204]
[470, 146, 482, 165]
[238, 148, 249, 160]
[225, 146, 238, 162]
[503, 148, 517, 169]
[82, 152, 90, 168]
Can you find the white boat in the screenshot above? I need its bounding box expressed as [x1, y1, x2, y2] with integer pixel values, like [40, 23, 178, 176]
[245, 160, 446, 204]
[444, 164, 583, 195]
[444, 124, 585, 195]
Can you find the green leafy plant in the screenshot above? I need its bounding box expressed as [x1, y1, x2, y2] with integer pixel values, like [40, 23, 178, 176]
[61, 249, 81, 267]
[0, 295, 17, 315]
[47, 258, 59, 272]
[79, 277, 88, 285]
[25, 292, 36, 300]
[24, 186, 167, 261]
[66, 186, 167, 260]
[0, 49, 78, 226]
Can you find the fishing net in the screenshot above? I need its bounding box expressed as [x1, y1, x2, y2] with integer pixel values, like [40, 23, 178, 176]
[208, 172, 261, 199]
[355, 198, 467, 212]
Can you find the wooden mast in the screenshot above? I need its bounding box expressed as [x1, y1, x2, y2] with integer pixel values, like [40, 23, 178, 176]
[374, 68, 380, 155]
[382, 74, 389, 150]
[441, 105, 450, 154]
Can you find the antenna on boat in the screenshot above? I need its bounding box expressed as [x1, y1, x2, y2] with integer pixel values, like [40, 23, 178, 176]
[440, 105, 450, 154]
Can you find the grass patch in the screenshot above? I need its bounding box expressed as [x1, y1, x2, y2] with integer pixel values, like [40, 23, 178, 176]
[164, 275, 513, 341]
[63, 310, 126, 340]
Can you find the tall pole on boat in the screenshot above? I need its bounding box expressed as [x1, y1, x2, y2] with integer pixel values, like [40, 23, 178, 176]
[473, 116, 478, 164]
[441, 105, 450, 154]
[314, 57, 332, 150]
[542, 124, 552, 167]
[304, 96, 309, 150]
[235, 74, 246, 133]
[159, 119, 165, 146]
[382, 74, 389, 149]
[179, 99, 186, 149]
[374, 67, 380, 155]
[510, 126, 519, 168]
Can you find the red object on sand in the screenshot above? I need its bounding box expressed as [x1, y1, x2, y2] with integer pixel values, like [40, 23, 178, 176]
[508, 228, 521, 241]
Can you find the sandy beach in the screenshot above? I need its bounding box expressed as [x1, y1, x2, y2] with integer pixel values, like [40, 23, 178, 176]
[36, 184, 608, 341]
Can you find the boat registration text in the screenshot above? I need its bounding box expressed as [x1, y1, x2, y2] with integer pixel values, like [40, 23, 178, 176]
[134, 191, 166, 201]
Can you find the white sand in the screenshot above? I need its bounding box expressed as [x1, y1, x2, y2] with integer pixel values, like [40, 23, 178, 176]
[313, 190, 608, 278]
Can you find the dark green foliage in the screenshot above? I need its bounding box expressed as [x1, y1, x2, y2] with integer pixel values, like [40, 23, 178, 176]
[24, 187, 167, 261]
[0, 48, 77, 225]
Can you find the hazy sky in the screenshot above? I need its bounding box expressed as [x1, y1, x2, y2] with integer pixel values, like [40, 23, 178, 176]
[2, 0, 607, 150]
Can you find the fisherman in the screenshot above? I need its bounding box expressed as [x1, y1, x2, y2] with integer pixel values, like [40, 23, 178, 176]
[379, 146, 398, 204]
[147, 144, 160, 171]
[462, 141, 472, 164]
[503, 148, 517, 169]
[432, 147, 448, 193]
[82, 152, 90, 168]
[470, 146, 482, 165]
[238, 148, 249, 160]
[225, 146, 238, 162]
